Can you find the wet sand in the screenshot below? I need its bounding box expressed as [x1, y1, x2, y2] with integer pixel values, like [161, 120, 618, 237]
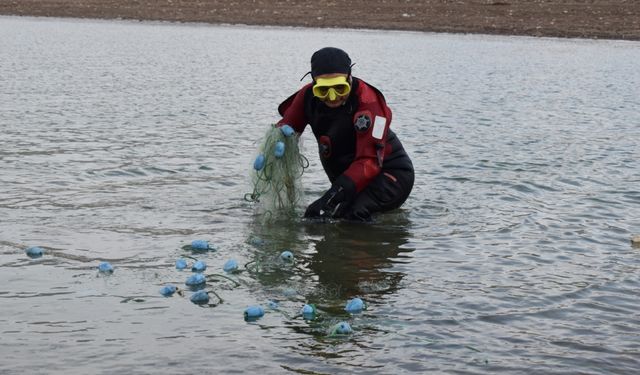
[1, 0, 639, 40]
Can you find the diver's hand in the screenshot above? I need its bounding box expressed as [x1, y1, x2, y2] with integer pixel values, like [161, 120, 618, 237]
[303, 176, 356, 219]
[303, 197, 325, 218]
[304, 185, 344, 218]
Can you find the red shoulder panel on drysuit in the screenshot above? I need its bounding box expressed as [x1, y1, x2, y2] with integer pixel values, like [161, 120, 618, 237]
[277, 83, 313, 133]
[343, 80, 393, 192]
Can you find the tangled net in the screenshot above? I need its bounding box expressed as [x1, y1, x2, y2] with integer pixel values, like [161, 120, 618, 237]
[245, 124, 309, 216]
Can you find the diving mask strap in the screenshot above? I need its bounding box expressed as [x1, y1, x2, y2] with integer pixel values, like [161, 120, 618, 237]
[300, 71, 312, 81]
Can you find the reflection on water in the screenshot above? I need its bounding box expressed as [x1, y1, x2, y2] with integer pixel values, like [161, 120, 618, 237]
[246, 214, 412, 302]
[1, 16, 640, 375]
[304, 219, 411, 300]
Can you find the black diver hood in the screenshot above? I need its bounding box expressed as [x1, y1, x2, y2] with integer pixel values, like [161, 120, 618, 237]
[310, 47, 353, 79]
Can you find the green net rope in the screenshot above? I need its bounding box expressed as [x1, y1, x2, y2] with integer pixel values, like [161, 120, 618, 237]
[244, 125, 309, 215]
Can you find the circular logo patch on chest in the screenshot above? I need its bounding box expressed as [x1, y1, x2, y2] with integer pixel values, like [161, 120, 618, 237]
[354, 115, 371, 132]
[319, 135, 332, 158]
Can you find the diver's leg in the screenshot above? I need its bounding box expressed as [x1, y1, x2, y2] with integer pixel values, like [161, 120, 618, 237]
[342, 169, 414, 221]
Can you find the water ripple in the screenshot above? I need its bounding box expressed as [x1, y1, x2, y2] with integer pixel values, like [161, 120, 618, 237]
[1, 16, 640, 375]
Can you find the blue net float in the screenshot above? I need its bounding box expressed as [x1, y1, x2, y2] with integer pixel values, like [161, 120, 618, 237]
[301, 304, 316, 319]
[279, 250, 294, 262]
[274, 141, 285, 158]
[192, 260, 207, 273]
[253, 154, 266, 171]
[223, 259, 239, 273]
[160, 284, 177, 297]
[280, 124, 295, 137]
[175, 258, 188, 270]
[98, 262, 114, 274]
[185, 273, 206, 286]
[244, 305, 265, 321]
[329, 321, 353, 336]
[345, 297, 366, 313]
[190, 290, 210, 305]
[25, 246, 44, 258]
[190, 239, 210, 251]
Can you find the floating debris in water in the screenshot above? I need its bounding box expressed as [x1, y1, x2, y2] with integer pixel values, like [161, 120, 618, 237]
[268, 300, 279, 309]
[192, 260, 207, 273]
[223, 259, 239, 273]
[329, 321, 352, 336]
[160, 284, 177, 297]
[274, 141, 285, 158]
[244, 305, 265, 321]
[357, 280, 392, 294]
[190, 290, 210, 305]
[345, 297, 366, 313]
[632, 235, 640, 248]
[175, 258, 188, 270]
[98, 262, 114, 274]
[248, 236, 266, 247]
[185, 273, 206, 286]
[25, 246, 44, 258]
[282, 288, 297, 297]
[190, 239, 211, 251]
[301, 304, 317, 320]
[279, 250, 294, 262]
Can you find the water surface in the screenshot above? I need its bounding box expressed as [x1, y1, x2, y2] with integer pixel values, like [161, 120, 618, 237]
[1, 16, 639, 374]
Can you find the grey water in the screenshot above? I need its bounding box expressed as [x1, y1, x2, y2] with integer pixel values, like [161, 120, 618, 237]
[1, 16, 639, 374]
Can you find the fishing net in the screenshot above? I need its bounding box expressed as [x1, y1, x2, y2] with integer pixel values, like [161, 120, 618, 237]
[245, 124, 309, 217]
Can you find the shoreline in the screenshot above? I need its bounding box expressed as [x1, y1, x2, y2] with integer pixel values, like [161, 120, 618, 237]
[1, 1, 639, 41]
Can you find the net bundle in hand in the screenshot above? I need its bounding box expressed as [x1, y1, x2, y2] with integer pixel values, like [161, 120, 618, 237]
[245, 125, 308, 216]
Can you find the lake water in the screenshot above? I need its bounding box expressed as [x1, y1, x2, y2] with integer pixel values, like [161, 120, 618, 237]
[1, 16, 639, 374]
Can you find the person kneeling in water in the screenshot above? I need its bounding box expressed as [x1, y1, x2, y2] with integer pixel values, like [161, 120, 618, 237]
[277, 47, 414, 222]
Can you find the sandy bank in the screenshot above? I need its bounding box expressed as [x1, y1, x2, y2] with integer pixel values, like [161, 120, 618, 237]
[1, 0, 639, 40]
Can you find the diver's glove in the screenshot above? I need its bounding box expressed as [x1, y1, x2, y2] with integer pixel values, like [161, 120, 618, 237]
[304, 176, 356, 219]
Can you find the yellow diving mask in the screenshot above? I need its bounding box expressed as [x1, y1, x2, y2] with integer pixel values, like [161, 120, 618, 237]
[312, 76, 351, 101]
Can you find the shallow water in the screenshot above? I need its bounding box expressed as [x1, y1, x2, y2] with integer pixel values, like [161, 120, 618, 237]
[1, 16, 640, 374]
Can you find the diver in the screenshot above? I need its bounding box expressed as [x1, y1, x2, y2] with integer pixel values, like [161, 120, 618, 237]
[277, 47, 414, 222]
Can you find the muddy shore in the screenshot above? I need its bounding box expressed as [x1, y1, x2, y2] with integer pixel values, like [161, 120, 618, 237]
[1, 1, 639, 40]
